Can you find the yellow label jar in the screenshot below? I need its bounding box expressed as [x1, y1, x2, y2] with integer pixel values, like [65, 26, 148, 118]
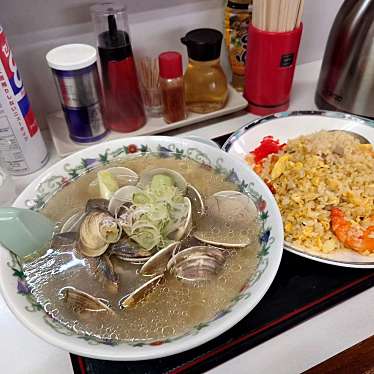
[181, 28, 228, 114]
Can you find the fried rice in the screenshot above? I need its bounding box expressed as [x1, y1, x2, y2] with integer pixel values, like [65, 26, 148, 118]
[246, 130, 374, 254]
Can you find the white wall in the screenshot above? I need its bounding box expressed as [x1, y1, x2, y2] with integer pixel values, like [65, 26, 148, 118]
[1, 0, 344, 128]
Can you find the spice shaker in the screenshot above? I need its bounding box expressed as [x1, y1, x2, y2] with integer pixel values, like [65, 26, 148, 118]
[46, 44, 108, 143]
[181, 28, 228, 114]
[91, 2, 146, 133]
[158, 52, 186, 123]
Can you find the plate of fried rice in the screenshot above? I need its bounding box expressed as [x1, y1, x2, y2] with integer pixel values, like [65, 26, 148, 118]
[223, 111, 374, 268]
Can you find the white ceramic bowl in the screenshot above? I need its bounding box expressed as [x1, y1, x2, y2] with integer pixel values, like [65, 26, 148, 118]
[0, 136, 283, 360]
[223, 111, 374, 268]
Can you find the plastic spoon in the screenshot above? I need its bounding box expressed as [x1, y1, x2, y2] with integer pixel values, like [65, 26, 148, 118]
[0, 207, 55, 258]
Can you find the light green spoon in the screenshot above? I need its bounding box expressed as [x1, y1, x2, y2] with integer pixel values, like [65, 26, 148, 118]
[0, 207, 55, 258]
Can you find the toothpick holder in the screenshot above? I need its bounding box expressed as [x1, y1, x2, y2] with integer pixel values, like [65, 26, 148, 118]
[244, 23, 303, 115]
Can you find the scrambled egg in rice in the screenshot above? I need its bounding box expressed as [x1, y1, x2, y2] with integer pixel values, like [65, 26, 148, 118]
[246, 131, 374, 254]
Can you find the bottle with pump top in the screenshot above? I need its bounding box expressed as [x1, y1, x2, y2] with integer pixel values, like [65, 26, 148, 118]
[91, 2, 146, 133]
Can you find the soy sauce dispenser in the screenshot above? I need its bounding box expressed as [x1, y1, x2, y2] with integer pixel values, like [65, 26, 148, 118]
[91, 2, 145, 133]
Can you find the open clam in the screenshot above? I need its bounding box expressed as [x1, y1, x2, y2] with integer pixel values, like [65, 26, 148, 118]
[119, 274, 164, 309]
[193, 191, 258, 248]
[108, 185, 142, 216]
[140, 241, 180, 276]
[77, 210, 121, 257]
[85, 198, 109, 212]
[93, 254, 120, 293]
[186, 184, 205, 217]
[167, 245, 226, 283]
[167, 197, 192, 241]
[108, 237, 153, 263]
[138, 168, 187, 194]
[59, 286, 114, 315]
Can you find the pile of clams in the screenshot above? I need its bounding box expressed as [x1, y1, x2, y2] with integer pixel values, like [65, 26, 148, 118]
[52, 166, 258, 315]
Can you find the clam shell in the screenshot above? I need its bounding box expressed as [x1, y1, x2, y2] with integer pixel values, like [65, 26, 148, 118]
[193, 191, 258, 248]
[119, 274, 164, 309]
[85, 198, 109, 213]
[186, 184, 205, 217]
[103, 167, 139, 186]
[167, 245, 225, 283]
[59, 286, 114, 315]
[109, 237, 153, 263]
[168, 197, 192, 241]
[77, 211, 121, 257]
[138, 168, 187, 193]
[94, 254, 119, 293]
[139, 241, 180, 276]
[108, 186, 142, 216]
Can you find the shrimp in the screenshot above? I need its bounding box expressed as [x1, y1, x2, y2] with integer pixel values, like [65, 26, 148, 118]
[330, 207, 374, 254]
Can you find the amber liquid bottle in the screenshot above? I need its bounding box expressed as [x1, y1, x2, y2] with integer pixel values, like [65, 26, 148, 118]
[184, 57, 228, 113]
[181, 28, 228, 114]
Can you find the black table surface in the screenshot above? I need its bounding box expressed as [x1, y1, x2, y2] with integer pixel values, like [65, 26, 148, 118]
[70, 133, 374, 374]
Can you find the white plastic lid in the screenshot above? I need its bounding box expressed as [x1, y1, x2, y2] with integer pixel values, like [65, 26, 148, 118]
[46, 44, 97, 71]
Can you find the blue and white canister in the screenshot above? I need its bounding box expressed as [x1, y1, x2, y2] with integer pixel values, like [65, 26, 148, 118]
[46, 44, 108, 143]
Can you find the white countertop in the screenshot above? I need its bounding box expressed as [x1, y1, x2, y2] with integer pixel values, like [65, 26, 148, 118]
[1, 60, 373, 374]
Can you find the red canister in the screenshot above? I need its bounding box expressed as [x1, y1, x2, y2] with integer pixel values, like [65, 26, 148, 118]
[244, 23, 303, 115]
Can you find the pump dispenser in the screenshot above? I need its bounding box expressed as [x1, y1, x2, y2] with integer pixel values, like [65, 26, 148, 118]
[91, 2, 145, 132]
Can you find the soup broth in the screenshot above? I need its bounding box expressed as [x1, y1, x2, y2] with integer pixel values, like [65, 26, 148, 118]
[24, 154, 260, 342]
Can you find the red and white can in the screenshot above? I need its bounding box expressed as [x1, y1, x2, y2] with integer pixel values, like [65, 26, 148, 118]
[0, 26, 48, 175]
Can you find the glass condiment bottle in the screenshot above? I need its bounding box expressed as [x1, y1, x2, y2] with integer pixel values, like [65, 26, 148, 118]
[91, 2, 146, 133]
[224, 0, 251, 91]
[158, 52, 187, 123]
[181, 28, 228, 114]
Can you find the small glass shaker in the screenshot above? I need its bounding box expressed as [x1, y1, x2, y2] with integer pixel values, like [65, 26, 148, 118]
[158, 52, 187, 123]
[0, 160, 17, 207]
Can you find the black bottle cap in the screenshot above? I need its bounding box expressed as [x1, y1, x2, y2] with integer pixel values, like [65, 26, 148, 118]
[181, 28, 223, 62]
[227, 1, 250, 10]
[98, 15, 133, 61]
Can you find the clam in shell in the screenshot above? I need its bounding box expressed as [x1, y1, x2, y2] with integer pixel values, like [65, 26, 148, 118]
[119, 274, 164, 309]
[77, 211, 121, 257]
[186, 184, 205, 217]
[59, 286, 114, 316]
[193, 191, 258, 248]
[85, 198, 109, 213]
[167, 245, 226, 284]
[92, 254, 120, 293]
[167, 197, 192, 241]
[139, 241, 180, 276]
[108, 237, 153, 263]
[138, 168, 187, 194]
[108, 185, 142, 216]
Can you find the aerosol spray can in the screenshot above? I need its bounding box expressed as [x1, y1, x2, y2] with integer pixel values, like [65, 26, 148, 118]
[0, 26, 48, 176]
